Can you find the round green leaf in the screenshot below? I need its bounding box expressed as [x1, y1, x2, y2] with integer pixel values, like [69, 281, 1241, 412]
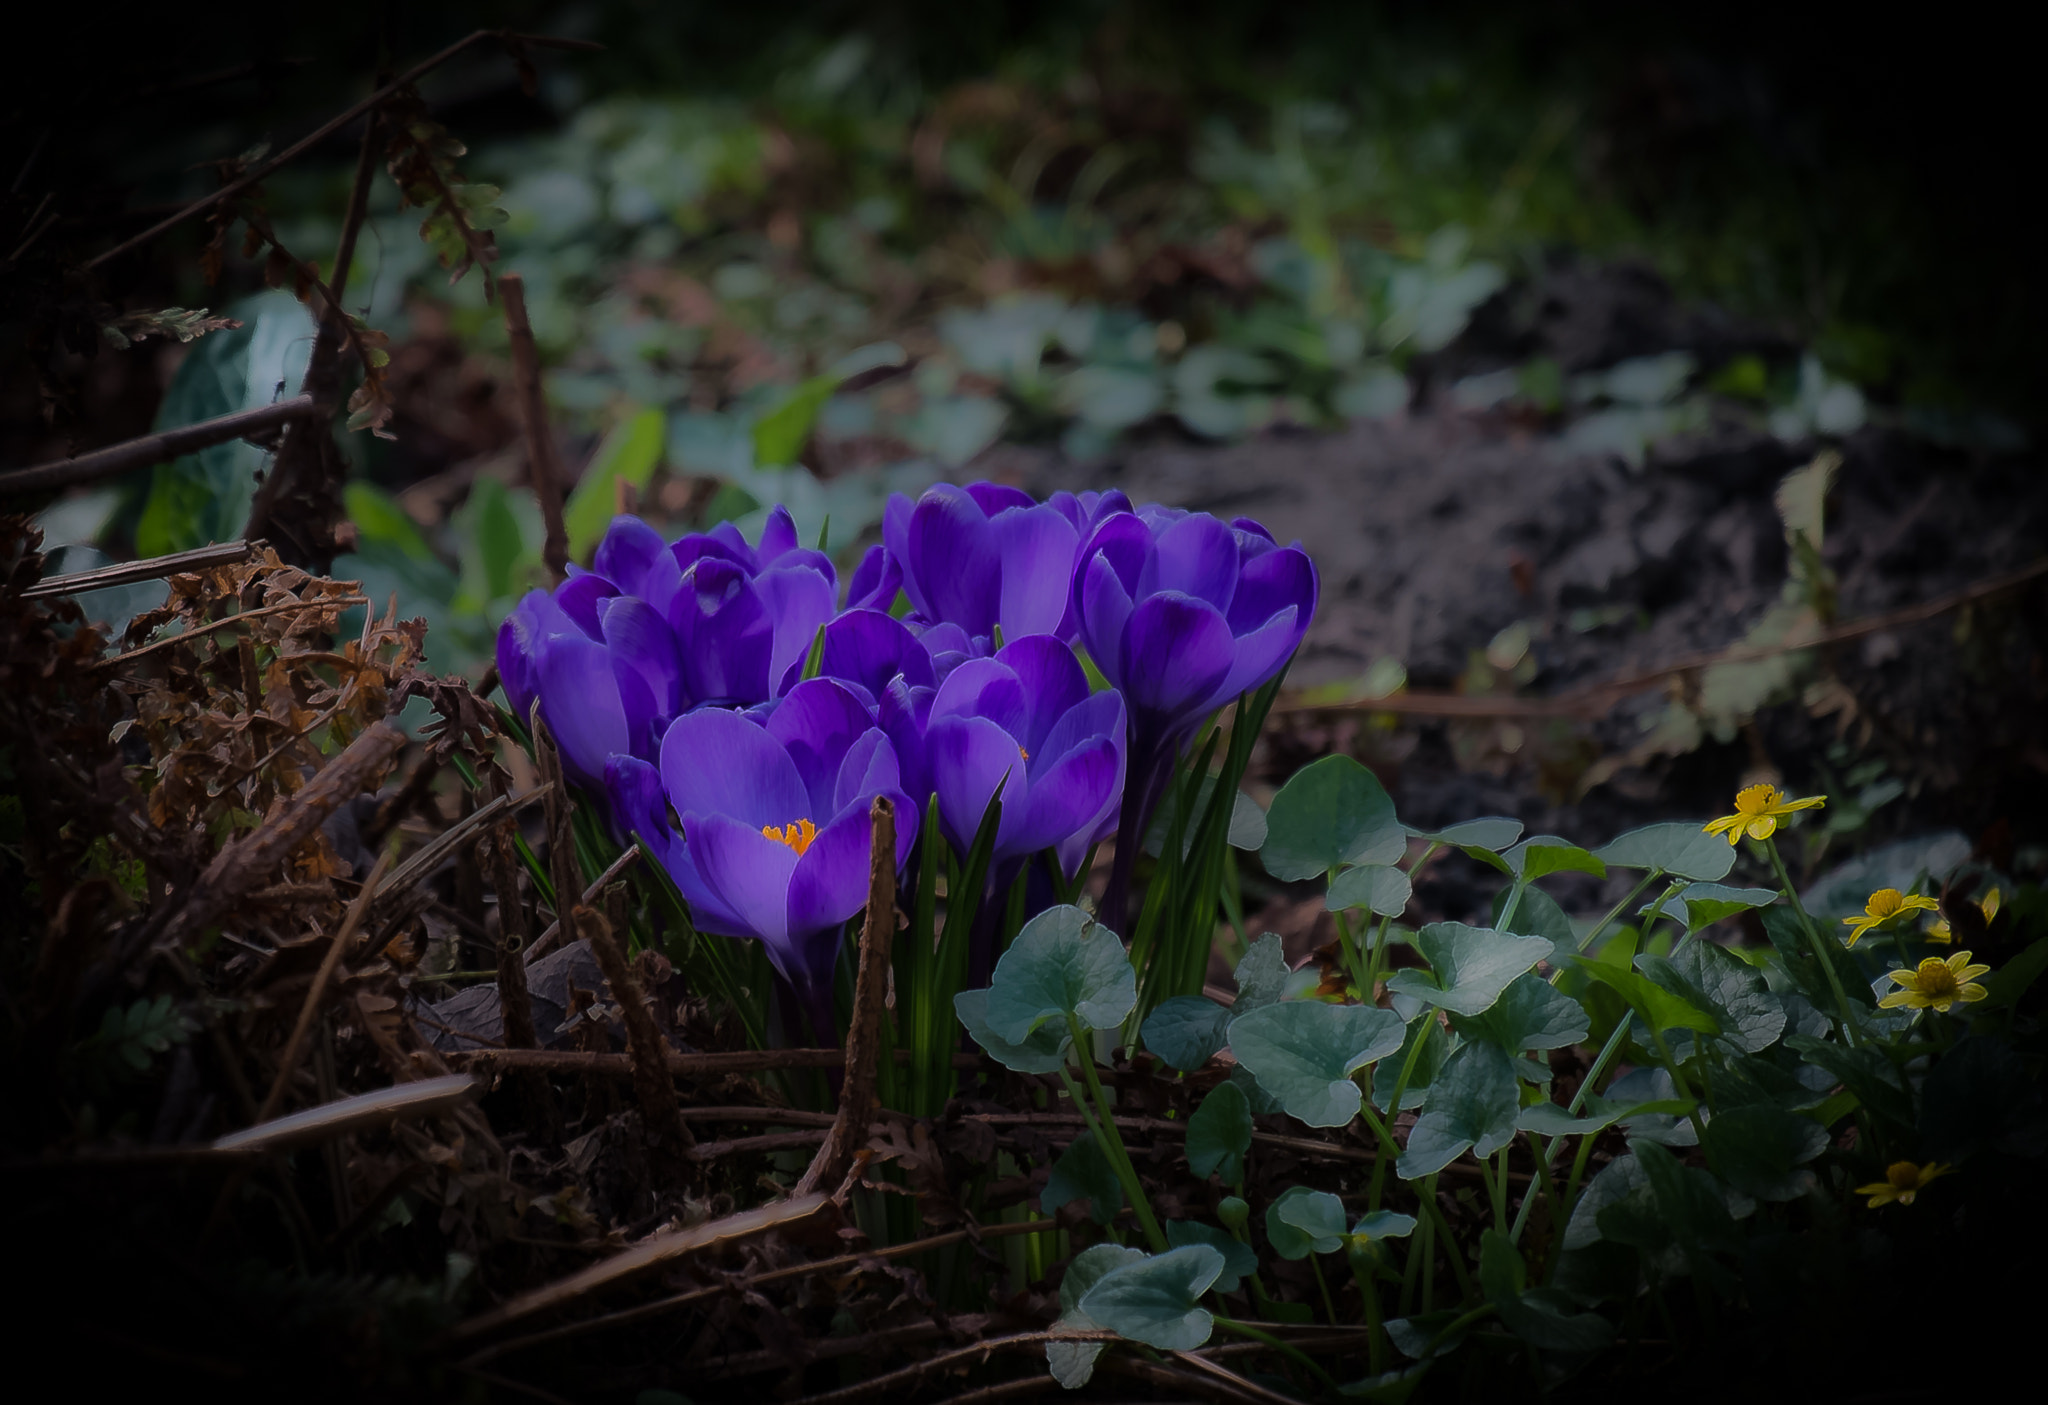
[1142, 996, 1231, 1072]
[1504, 836, 1607, 881]
[1490, 882, 1574, 947]
[1386, 923, 1553, 1017]
[1229, 1001, 1407, 1127]
[1396, 1043, 1521, 1178]
[984, 904, 1136, 1043]
[1450, 972, 1590, 1054]
[1042, 1129, 1124, 1224]
[1232, 933, 1293, 1013]
[1079, 1245, 1225, 1351]
[1351, 1209, 1418, 1241]
[1696, 1104, 1827, 1201]
[955, 988, 1069, 1074]
[1329, 864, 1412, 917]
[1186, 1081, 1253, 1183]
[1048, 1243, 1145, 1388]
[1266, 1186, 1347, 1259]
[1165, 1220, 1258, 1291]
[1405, 817, 1523, 853]
[1643, 883, 1779, 932]
[1262, 756, 1403, 880]
[1594, 822, 1737, 881]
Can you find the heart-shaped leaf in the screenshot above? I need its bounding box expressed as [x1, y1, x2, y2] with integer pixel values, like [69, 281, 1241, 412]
[1079, 1245, 1225, 1351]
[1659, 941, 1785, 1054]
[1594, 823, 1736, 881]
[1396, 1042, 1520, 1178]
[1386, 923, 1553, 1017]
[1405, 817, 1523, 853]
[984, 904, 1136, 1043]
[1262, 756, 1403, 879]
[1515, 1094, 1695, 1137]
[1696, 1104, 1828, 1201]
[1229, 1002, 1407, 1127]
[1643, 883, 1780, 933]
[1266, 1186, 1347, 1258]
[1185, 1080, 1253, 1183]
[1232, 933, 1293, 1012]
[1048, 1243, 1144, 1387]
[1450, 972, 1591, 1053]
[1042, 1129, 1123, 1224]
[1165, 1221, 1257, 1291]
[1491, 883, 1574, 947]
[1142, 996, 1231, 1071]
[1351, 1209, 1418, 1242]
[1571, 958, 1719, 1035]
[955, 988, 1069, 1074]
[1503, 836, 1607, 881]
[1371, 1016, 1446, 1113]
[1329, 864, 1413, 917]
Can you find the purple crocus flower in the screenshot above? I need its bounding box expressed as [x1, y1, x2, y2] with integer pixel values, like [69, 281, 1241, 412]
[1072, 506, 1318, 929]
[616, 679, 917, 1040]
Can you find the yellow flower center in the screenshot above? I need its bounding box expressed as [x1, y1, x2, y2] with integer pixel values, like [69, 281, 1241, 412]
[1734, 783, 1781, 815]
[1912, 958, 1959, 999]
[1867, 889, 1907, 919]
[1887, 1162, 1922, 1190]
[762, 818, 818, 854]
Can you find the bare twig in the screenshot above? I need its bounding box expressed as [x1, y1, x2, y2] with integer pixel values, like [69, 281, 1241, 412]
[486, 784, 556, 1132]
[786, 1329, 1118, 1405]
[689, 1131, 826, 1161]
[523, 842, 641, 967]
[0, 397, 318, 495]
[94, 592, 369, 669]
[455, 1046, 851, 1078]
[578, 906, 695, 1167]
[220, 1073, 478, 1153]
[255, 848, 396, 1125]
[798, 796, 895, 1196]
[20, 540, 252, 598]
[500, 273, 570, 579]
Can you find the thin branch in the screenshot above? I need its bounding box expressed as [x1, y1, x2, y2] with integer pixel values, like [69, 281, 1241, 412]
[0, 396, 319, 495]
[20, 540, 252, 598]
[94, 592, 368, 669]
[523, 843, 641, 967]
[579, 906, 695, 1164]
[219, 1073, 477, 1153]
[500, 272, 570, 579]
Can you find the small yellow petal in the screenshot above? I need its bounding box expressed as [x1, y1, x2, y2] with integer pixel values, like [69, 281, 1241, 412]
[1878, 991, 1914, 1009]
[1781, 795, 1827, 813]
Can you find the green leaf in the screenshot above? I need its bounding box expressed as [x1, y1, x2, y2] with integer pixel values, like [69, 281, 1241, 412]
[983, 904, 1136, 1043]
[1645, 884, 1781, 932]
[1048, 1243, 1145, 1388]
[1386, 923, 1553, 1017]
[1371, 1016, 1444, 1112]
[1570, 958, 1719, 1035]
[1490, 882, 1573, 947]
[1503, 836, 1607, 881]
[1351, 1210, 1418, 1241]
[1979, 934, 2048, 1010]
[564, 407, 665, 561]
[1144, 776, 1268, 859]
[1329, 864, 1412, 917]
[1185, 1081, 1253, 1183]
[1450, 972, 1590, 1054]
[1404, 818, 1523, 852]
[1266, 1186, 1347, 1258]
[1338, 1363, 1433, 1401]
[955, 988, 1069, 1074]
[1397, 1043, 1520, 1177]
[1660, 941, 1785, 1053]
[1228, 1001, 1406, 1127]
[1165, 1221, 1257, 1292]
[1261, 756, 1403, 879]
[1758, 903, 1873, 1013]
[1593, 823, 1736, 881]
[1697, 1104, 1828, 1201]
[1496, 1285, 1616, 1353]
[454, 475, 529, 607]
[1232, 933, 1293, 1012]
[1079, 1245, 1225, 1351]
[1515, 1095, 1695, 1137]
[1784, 1034, 1912, 1128]
[1042, 1129, 1123, 1224]
[1142, 996, 1230, 1072]
[751, 373, 841, 467]
[1384, 1311, 1474, 1360]
[1478, 1227, 1527, 1299]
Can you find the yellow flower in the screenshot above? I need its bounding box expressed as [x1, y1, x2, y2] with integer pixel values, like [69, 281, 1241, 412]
[1923, 888, 2001, 947]
[1842, 888, 1940, 946]
[1854, 1160, 1952, 1208]
[1878, 951, 1991, 1013]
[1702, 784, 1826, 846]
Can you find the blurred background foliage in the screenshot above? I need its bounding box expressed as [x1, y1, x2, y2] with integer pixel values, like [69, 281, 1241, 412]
[8, 0, 2037, 671]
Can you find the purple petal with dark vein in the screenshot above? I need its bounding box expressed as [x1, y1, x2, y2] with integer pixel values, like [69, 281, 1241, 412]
[1032, 688, 1126, 777]
[688, 813, 799, 948]
[605, 754, 684, 872]
[1226, 544, 1318, 635]
[967, 482, 1035, 516]
[1139, 512, 1239, 613]
[991, 504, 1082, 638]
[1231, 517, 1277, 546]
[785, 801, 888, 946]
[1205, 605, 1302, 712]
[671, 559, 772, 703]
[831, 729, 904, 818]
[1117, 593, 1234, 726]
[554, 572, 617, 638]
[1011, 735, 1122, 856]
[600, 596, 683, 724]
[497, 616, 539, 725]
[993, 634, 1090, 754]
[593, 515, 667, 597]
[881, 492, 925, 618]
[1079, 512, 1154, 597]
[880, 677, 933, 807]
[929, 657, 1029, 740]
[819, 608, 932, 696]
[756, 566, 838, 698]
[908, 487, 1000, 637]
[536, 633, 629, 786]
[846, 545, 900, 612]
[659, 707, 806, 830]
[925, 714, 1030, 855]
[756, 504, 799, 565]
[1075, 554, 1137, 689]
[769, 679, 876, 817]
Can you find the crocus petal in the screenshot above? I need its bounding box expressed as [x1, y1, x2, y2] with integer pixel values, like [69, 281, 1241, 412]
[880, 677, 934, 807]
[993, 634, 1091, 755]
[659, 708, 807, 830]
[756, 504, 799, 565]
[967, 482, 1036, 516]
[1012, 735, 1122, 857]
[846, 545, 901, 612]
[1076, 554, 1137, 687]
[1140, 512, 1239, 614]
[687, 812, 799, 950]
[881, 493, 926, 618]
[756, 564, 838, 697]
[536, 633, 629, 785]
[831, 729, 906, 818]
[785, 804, 885, 952]
[554, 571, 617, 638]
[604, 754, 684, 874]
[1118, 592, 1234, 733]
[1206, 604, 1301, 711]
[770, 679, 878, 818]
[670, 557, 772, 704]
[930, 657, 1031, 742]
[1226, 543, 1318, 636]
[817, 608, 934, 697]
[593, 515, 667, 596]
[497, 615, 539, 725]
[992, 504, 1082, 638]
[925, 714, 1031, 855]
[600, 595, 683, 728]
[908, 487, 1001, 638]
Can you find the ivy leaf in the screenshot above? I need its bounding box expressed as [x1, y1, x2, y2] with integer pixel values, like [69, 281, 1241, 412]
[1397, 1043, 1521, 1178]
[1266, 1186, 1348, 1259]
[1042, 1129, 1123, 1224]
[1386, 923, 1553, 1017]
[1503, 836, 1607, 881]
[1329, 864, 1412, 917]
[1142, 996, 1231, 1072]
[1450, 972, 1590, 1054]
[1165, 1221, 1258, 1292]
[1229, 1002, 1407, 1127]
[1262, 756, 1403, 879]
[1232, 933, 1293, 1012]
[984, 904, 1136, 1042]
[1079, 1245, 1226, 1351]
[1185, 1081, 1253, 1183]
[1593, 822, 1736, 881]
[1048, 1243, 1144, 1388]
[955, 988, 1069, 1074]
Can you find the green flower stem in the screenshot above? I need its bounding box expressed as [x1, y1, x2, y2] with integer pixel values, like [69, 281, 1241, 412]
[1476, 1151, 1508, 1234]
[1062, 1018, 1166, 1252]
[1764, 836, 1861, 1046]
[1308, 1253, 1339, 1325]
[1423, 1302, 1497, 1357]
[1415, 1175, 1477, 1303]
[1497, 874, 1529, 936]
[1367, 1019, 1435, 1210]
[1645, 1024, 1710, 1147]
[1349, 1251, 1389, 1374]
[1365, 911, 1396, 994]
[1510, 1130, 1564, 1255]
[1510, 1011, 1635, 1243]
[1212, 1317, 1338, 1389]
[1331, 898, 1371, 1000]
[1402, 1188, 1432, 1317]
[1575, 869, 1662, 954]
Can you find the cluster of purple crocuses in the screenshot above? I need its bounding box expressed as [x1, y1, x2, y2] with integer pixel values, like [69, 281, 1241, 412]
[497, 482, 1317, 1041]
